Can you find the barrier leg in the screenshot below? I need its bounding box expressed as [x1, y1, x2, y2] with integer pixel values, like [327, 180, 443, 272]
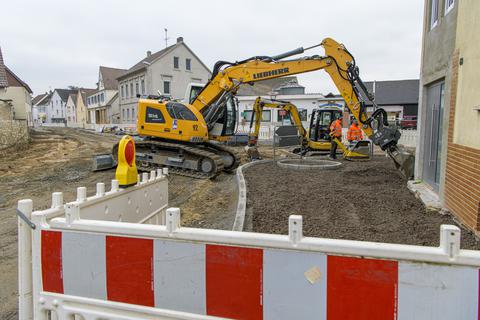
[18, 199, 33, 320]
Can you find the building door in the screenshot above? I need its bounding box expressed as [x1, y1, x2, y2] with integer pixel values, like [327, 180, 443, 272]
[423, 81, 445, 191]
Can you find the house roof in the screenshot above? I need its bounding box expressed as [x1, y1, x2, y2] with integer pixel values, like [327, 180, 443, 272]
[68, 93, 77, 106]
[32, 93, 47, 105]
[0, 47, 33, 93]
[118, 39, 211, 80]
[237, 76, 299, 96]
[77, 88, 97, 105]
[363, 80, 419, 106]
[55, 89, 77, 102]
[100, 66, 127, 90]
[0, 47, 7, 87]
[119, 44, 177, 80]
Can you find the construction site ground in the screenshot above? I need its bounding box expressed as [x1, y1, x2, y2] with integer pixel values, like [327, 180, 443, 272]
[243, 157, 480, 249]
[0, 127, 239, 319]
[1, 128, 479, 318]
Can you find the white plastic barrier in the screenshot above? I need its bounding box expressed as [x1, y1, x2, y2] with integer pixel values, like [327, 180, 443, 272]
[19, 200, 480, 319]
[17, 169, 168, 320]
[398, 129, 418, 148]
[237, 124, 274, 140]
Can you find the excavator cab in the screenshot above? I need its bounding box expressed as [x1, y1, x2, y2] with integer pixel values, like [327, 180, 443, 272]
[308, 107, 343, 150]
[307, 107, 371, 160]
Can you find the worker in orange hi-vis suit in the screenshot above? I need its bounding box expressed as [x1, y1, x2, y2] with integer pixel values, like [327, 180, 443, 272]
[329, 116, 343, 159]
[347, 119, 364, 143]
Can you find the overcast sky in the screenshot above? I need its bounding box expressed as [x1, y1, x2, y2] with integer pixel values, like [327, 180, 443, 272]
[0, 0, 424, 96]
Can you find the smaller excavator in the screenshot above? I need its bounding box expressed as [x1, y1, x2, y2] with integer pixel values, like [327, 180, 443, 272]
[245, 97, 370, 160]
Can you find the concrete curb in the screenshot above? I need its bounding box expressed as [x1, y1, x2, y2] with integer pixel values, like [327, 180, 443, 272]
[277, 158, 342, 170]
[232, 159, 273, 231]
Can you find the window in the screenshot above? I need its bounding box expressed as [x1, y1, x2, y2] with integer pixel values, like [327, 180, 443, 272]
[135, 82, 139, 96]
[163, 81, 171, 94]
[130, 83, 133, 97]
[445, 0, 454, 15]
[101, 93, 104, 103]
[165, 102, 197, 121]
[121, 85, 124, 98]
[145, 106, 166, 123]
[242, 110, 271, 122]
[141, 79, 145, 94]
[122, 108, 125, 120]
[186, 58, 191, 71]
[277, 110, 291, 123]
[173, 56, 179, 69]
[127, 108, 130, 120]
[189, 85, 203, 104]
[298, 109, 308, 121]
[430, 0, 439, 29]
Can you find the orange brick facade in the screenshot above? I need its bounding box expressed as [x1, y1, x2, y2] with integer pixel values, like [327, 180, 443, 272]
[444, 51, 480, 231]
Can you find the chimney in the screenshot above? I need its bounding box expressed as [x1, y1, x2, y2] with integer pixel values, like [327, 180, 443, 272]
[177, 37, 183, 43]
[147, 50, 152, 57]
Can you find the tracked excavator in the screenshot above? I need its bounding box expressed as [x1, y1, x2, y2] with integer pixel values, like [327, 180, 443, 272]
[245, 97, 370, 160]
[106, 38, 414, 179]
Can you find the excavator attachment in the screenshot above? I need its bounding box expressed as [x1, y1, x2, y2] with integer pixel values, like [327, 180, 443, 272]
[332, 138, 371, 161]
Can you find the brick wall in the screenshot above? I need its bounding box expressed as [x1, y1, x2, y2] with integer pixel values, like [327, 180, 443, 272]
[444, 51, 480, 231]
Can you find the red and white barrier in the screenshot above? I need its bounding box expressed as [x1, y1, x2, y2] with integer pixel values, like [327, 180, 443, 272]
[38, 228, 480, 320]
[18, 204, 480, 320]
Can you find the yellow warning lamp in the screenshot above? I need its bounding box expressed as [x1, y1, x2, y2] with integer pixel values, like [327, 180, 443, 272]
[115, 135, 138, 187]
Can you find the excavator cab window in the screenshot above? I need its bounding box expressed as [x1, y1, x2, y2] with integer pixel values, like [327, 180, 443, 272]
[217, 96, 237, 136]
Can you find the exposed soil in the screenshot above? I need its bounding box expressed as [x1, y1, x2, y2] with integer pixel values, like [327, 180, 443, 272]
[0, 127, 239, 319]
[244, 157, 480, 249]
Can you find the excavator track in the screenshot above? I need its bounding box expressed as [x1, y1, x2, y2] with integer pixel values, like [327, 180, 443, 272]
[112, 140, 227, 179]
[204, 142, 241, 173]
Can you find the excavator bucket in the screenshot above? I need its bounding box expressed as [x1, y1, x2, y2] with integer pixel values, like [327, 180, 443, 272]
[343, 140, 372, 161]
[387, 146, 415, 180]
[92, 153, 117, 171]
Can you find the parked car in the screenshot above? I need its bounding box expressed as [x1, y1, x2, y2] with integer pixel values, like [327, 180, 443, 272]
[400, 115, 417, 129]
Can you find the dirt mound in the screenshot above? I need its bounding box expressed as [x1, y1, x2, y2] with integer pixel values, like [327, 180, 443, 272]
[244, 156, 480, 249]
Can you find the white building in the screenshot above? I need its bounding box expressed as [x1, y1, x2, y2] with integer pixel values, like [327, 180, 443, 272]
[0, 47, 33, 124]
[65, 93, 77, 126]
[47, 89, 76, 123]
[86, 66, 126, 124]
[236, 79, 345, 128]
[31, 92, 51, 124]
[117, 37, 211, 124]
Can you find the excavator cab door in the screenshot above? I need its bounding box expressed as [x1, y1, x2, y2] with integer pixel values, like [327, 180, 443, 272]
[309, 108, 343, 142]
[209, 95, 237, 137]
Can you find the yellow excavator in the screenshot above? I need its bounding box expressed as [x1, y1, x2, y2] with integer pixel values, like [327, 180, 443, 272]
[106, 37, 413, 179]
[245, 97, 370, 160]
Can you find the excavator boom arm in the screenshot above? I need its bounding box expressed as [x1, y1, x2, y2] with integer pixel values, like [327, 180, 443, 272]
[191, 37, 414, 178]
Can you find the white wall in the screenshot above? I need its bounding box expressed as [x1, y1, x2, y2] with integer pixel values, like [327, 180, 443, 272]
[0, 86, 32, 124]
[147, 43, 211, 100]
[48, 91, 66, 123]
[117, 42, 212, 125]
[65, 95, 77, 126]
[237, 94, 345, 126]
